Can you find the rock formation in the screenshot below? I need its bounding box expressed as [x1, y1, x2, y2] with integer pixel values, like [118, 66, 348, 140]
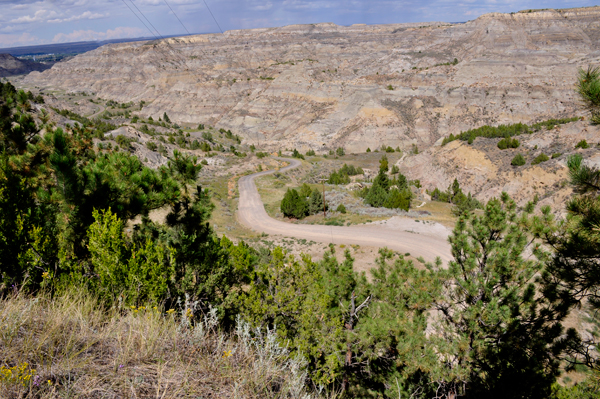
[23, 7, 600, 154]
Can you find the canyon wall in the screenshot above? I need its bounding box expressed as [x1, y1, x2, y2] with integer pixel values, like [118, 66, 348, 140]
[24, 7, 600, 152]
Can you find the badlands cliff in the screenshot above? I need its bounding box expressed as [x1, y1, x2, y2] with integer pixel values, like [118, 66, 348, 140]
[24, 7, 600, 154]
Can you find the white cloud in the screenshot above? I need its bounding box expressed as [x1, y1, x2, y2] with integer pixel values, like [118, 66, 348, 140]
[48, 11, 108, 23]
[0, 32, 38, 48]
[52, 26, 146, 43]
[10, 9, 58, 24]
[0, 25, 19, 33]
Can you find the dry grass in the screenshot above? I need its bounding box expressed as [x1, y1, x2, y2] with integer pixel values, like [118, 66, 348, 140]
[414, 201, 457, 229]
[0, 291, 319, 399]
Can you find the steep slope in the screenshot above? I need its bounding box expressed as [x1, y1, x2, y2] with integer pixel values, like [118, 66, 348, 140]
[0, 54, 50, 77]
[23, 7, 600, 153]
[399, 119, 600, 212]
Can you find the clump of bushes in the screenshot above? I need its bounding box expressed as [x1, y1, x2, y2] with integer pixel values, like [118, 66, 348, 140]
[576, 139, 590, 149]
[531, 153, 549, 165]
[358, 155, 412, 211]
[497, 137, 520, 149]
[281, 185, 327, 219]
[427, 178, 482, 215]
[146, 141, 158, 151]
[280, 188, 308, 219]
[327, 164, 364, 184]
[441, 117, 580, 146]
[256, 152, 269, 159]
[511, 153, 526, 166]
[336, 204, 347, 214]
[292, 149, 305, 159]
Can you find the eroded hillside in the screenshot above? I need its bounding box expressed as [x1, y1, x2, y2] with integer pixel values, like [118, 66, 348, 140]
[21, 7, 600, 153]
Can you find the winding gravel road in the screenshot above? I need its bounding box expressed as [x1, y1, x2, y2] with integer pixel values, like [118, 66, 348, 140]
[237, 158, 452, 264]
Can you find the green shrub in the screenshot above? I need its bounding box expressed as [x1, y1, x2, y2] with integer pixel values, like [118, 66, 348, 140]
[384, 188, 411, 211]
[576, 65, 600, 124]
[146, 141, 157, 151]
[531, 153, 549, 165]
[385, 146, 394, 153]
[576, 139, 590, 149]
[292, 149, 305, 159]
[309, 189, 326, 215]
[441, 117, 580, 146]
[391, 165, 400, 174]
[327, 164, 363, 184]
[201, 131, 213, 142]
[88, 209, 173, 305]
[306, 149, 316, 156]
[497, 137, 520, 149]
[115, 134, 137, 150]
[511, 153, 526, 166]
[336, 147, 345, 156]
[336, 204, 347, 214]
[299, 183, 312, 198]
[366, 147, 371, 152]
[327, 171, 350, 185]
[280, 189, 308, 219]
[256, 151, 269, 159]
[552, 153, 562, 159]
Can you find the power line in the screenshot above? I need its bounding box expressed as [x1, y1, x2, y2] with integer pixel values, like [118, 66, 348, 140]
[119, 0, 239, 129]
[163, 0, 191, 35]
[202, 0, 224, 34]
[128, 0, 166, 39]
[120, 0, 156, 39]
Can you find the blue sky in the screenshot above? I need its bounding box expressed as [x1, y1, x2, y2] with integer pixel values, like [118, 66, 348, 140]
[0, 0, 595, 48]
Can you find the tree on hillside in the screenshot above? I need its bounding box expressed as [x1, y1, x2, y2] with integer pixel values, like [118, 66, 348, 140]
[576, 65, 600, 124]
[417, 193, 570, 398]
[539, 154, 600, 366]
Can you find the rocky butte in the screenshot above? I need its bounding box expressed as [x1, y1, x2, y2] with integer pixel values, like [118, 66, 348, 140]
[22, 6, 600, 209]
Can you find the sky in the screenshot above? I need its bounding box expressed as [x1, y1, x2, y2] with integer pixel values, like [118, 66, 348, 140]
[0, 0, 596, 48]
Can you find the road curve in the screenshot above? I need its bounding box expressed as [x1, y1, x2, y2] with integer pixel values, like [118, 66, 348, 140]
[237, 158, 453, 264]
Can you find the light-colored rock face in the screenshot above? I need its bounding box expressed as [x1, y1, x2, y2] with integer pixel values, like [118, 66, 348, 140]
[23, 7, 600, 153]
[399, 120, 600, 213]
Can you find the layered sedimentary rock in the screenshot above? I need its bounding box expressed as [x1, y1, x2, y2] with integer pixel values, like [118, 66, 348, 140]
[24, 7, 600, 152]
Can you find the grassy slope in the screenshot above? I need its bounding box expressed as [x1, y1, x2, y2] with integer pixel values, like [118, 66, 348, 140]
[0, 292, 317, 398]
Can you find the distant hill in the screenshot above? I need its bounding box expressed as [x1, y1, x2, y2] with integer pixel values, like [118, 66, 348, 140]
[0, 53, 51, 77]
[0, 35, 200, 57]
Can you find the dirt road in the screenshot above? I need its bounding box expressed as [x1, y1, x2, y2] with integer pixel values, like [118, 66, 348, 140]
[237, 158, 452, 264]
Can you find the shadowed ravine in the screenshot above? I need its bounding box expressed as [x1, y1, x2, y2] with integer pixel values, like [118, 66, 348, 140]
[237, 158, 452, 264]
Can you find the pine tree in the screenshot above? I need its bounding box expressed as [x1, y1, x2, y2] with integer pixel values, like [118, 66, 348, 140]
[576, 65, 600, 124]
[422, 193, 569, 398]
[384, 188, 410, 210]
[280, 188, 308, 219]
[542, 154, 600, 322]
[308, 188, 325, 215]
